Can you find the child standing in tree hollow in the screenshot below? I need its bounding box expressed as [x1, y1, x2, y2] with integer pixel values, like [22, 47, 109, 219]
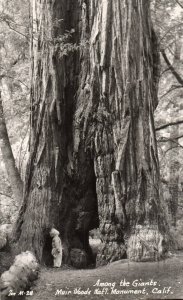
[50, 228, 62, 268]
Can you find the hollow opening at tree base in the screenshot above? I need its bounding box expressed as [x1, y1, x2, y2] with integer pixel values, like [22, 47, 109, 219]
[89, 229, 102, 267]
[42, 233, 53, 267]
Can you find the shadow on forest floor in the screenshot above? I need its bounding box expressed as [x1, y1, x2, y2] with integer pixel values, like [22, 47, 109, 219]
[30, 251, 183, 300]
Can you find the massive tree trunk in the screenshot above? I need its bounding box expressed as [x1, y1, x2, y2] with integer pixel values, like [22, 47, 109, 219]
[0, 92, 23, 204]
[14, 0, 169, 266]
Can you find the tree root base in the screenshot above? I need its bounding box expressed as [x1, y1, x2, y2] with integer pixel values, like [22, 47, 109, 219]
[127, 225, 168, 262]
[96, 241, 126, 266]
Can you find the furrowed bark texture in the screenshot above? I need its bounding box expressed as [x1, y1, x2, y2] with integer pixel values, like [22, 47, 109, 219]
[75, 0, 167, 264]
[15, 0, 168, 265]
[14, 0, 80, 263]
[0, 93, 23, 204]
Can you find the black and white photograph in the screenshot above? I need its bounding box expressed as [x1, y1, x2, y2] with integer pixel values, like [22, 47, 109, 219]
[0, 0, 183, 299]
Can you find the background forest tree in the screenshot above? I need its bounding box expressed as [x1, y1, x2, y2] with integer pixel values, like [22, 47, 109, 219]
[0, 0, 183, 267]
[0, 0, 29, 223]
[152, 0, 183, 248]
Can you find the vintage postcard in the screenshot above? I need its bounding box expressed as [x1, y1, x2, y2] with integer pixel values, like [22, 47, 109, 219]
[0, 0, 183, 299]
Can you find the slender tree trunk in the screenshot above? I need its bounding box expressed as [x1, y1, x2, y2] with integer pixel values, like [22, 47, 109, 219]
[0, 92, 23, 204]
[168, 129, 179, 227]
[14, 0, 169, 266]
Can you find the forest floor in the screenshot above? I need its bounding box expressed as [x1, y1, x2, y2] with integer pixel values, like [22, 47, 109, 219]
[30, 251, 183, 300]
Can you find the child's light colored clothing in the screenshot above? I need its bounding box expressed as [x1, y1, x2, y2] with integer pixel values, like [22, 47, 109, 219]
[50, 229, 62, 268]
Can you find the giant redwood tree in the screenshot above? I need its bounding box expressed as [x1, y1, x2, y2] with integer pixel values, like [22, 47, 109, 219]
[14, 0, 169, 266]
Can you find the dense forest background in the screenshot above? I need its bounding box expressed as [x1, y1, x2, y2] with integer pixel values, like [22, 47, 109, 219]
[0, 0, 183, 264]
